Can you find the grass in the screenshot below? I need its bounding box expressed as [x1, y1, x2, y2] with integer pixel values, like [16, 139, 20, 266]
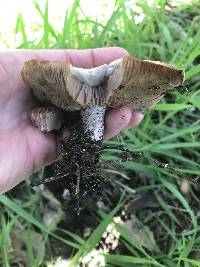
[0, 0, 200, 266]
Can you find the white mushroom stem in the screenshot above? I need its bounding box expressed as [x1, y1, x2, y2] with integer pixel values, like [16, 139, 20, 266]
[81, 106, 106, 141]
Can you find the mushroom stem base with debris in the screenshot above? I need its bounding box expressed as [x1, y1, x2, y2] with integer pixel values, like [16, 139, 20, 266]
[47, 106, 106, 204]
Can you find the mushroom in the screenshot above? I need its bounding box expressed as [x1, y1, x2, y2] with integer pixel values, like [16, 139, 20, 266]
[21, 55, 185, 203]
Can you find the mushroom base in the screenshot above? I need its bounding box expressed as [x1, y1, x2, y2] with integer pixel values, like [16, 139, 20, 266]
[51, 121, 105, 209]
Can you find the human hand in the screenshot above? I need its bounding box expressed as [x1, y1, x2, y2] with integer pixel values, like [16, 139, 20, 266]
[0, 47, 143, 193]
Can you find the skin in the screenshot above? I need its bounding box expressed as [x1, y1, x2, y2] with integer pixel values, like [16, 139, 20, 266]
[0, 47, 143, 193]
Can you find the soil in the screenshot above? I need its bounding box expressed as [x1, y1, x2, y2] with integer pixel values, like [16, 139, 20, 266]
[41, 120, 105, 213]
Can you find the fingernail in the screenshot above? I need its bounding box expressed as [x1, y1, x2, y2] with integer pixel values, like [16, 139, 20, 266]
[133, 112, 144, 125]
[122, 112, 144, 131]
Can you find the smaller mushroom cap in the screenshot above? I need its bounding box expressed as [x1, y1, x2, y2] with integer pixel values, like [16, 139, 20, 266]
[21, 56, 184, 112]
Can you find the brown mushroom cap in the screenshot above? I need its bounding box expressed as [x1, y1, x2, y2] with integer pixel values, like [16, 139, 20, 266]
[21, 56, 184, 112]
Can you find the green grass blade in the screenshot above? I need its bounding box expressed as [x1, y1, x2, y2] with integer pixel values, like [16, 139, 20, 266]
[69, 197, 125, 266]
[0, 195, 80, 249]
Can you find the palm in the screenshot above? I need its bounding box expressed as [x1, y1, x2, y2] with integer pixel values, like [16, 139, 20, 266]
[0, 53, 56, 191]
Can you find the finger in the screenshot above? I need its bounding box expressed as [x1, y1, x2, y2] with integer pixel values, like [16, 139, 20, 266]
[54, 106, 136, 156]
[0, 47, 128, 78]
[122, 112, 144, 131]
[64, 47, 128, 67]
[0, 47, 128, 103]
[104, 106, 132, 139]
